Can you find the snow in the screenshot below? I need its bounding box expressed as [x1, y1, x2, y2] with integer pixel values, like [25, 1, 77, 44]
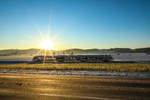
[0, 69, 150, 78]
[0, 53, 150, 62]
[112, 53, 150, 61]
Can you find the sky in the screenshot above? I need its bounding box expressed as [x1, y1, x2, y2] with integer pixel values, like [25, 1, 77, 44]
[0, 0, 150, 50]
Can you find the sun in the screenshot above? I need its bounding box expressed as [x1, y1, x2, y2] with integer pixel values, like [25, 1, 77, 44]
[40, 39, 54, 50]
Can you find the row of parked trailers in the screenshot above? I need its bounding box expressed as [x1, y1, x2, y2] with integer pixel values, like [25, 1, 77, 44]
[32, 55, 113, 63]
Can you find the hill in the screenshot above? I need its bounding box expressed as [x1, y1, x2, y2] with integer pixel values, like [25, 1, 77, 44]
[0, 47, 150, 56]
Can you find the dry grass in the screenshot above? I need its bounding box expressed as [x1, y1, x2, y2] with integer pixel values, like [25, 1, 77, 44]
[0, 63, 150, 72]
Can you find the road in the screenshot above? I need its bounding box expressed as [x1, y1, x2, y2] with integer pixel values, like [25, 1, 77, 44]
[0, 74, 150, 100]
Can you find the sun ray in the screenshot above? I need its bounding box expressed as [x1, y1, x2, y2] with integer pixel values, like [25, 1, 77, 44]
[40, 39, 53, 50]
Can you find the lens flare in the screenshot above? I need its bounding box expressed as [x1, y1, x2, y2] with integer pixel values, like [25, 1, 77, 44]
[40, 39, 53, 50]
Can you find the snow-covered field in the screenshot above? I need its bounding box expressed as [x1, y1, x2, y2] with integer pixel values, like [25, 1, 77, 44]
[112, 53, 150, 61]
[0, 53, 150, 78]
[0, 55, 33, 61]
[0, 53, 150, 62]
[0, 69, 150, 78]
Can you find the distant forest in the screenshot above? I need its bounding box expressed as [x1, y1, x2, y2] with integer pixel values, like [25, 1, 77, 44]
[0, 47, 150, 56]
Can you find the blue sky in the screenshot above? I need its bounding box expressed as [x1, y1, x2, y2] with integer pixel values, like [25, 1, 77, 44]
[0, 0, 150, 50]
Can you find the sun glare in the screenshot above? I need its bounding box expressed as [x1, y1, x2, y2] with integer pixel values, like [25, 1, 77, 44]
[40, 39, 53, 50]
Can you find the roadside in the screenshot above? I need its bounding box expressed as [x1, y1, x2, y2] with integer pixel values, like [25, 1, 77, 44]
[0, 74, 150, 100]
[0, 69, 150, 78]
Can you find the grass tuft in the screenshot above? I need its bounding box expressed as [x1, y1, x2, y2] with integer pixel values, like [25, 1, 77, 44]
[0, 63, 150, 72]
